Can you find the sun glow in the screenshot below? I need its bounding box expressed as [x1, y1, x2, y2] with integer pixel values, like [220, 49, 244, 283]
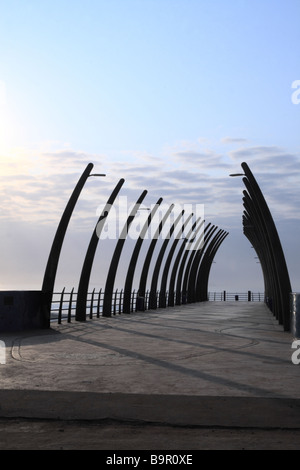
[0, 81, 17, 158]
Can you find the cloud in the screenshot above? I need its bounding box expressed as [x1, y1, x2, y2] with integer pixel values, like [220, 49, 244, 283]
[0, 138, 299, 291]
[229, 145, 285, 161]
[221, 137, 248, 144]
[173, 150, 229, 169]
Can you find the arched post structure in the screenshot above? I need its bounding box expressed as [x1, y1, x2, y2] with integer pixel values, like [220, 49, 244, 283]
[240, 162, 292, 331]
[148, 210, 185, 310]
[122, 197, 163, 314]
[181, 223, 215, 304]
[102, 190, 148, 317]
[158, 212, 193, 308]
[41, 163, 94, 328]
[242, 193, 274, 311]
[197, 229, 229, 301]
[187, 223, 219, 302]
[174, 220, 206, 305]
[137, 204, 174, 303]
[242, 182, 280, 318]
[167, 216, 202, 307]
[75, 178, 125, 321]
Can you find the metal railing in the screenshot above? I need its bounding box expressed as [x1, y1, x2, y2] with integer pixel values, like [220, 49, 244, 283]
[51, 288, 264, 323]
[208, 291, 264, 302]
[51, 288, 156, 323]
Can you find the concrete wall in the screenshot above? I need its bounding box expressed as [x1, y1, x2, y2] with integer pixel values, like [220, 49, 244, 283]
[0, 291, 45, 332]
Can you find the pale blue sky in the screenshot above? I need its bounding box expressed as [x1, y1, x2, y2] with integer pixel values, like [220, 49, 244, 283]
[0, 0, 299, 293]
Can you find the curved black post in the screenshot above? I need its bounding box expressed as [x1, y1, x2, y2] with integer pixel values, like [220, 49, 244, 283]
[198, 229, 229, 301]
[149, 210, 185, 310]
[188, 223, 219, 302]
[102, 190, 148, 317]
[122, 197, 163, 314]
[242, 180, 280, 317]
[243, 210, 271, 305]
[75, 179, 125, 321]
[137, 204, 174, 301]
[175, 220, 206, 305]
[167, 217, 201, 307]
[181, 223, 215, 304]
[241, 162, 292, 331]
[158, 213, 193, 308]
[41, 163, 94, 328]
[242, 192, 275, 311]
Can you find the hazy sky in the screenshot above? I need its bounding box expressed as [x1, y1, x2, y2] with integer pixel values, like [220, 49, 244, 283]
[0, 0, 299, 295]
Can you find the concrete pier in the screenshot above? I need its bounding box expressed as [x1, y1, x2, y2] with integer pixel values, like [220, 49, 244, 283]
[0, 301, 299, 449]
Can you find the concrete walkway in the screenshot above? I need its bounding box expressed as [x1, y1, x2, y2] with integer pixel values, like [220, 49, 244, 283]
[1, 301, 300, 449]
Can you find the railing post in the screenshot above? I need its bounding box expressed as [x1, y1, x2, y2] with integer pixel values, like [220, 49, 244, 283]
[131, 289, 135, 313]
[119, 289, 123, 314]
[68, 287, 74, 323]
[113, 289, 118, 315]
[97, 288, 102, 317]
[89, 288, 95, 319]
[58, 287, 65, 324]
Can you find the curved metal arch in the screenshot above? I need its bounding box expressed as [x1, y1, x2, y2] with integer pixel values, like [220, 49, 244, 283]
[41, 162, 94, 327]
[75, 178, 125, 321]
[167, 217, 201, 307]
[181, 223, 216, 304]
[148, 210, 185, 310]
[197, 229, 229, 301]
[242, 181, 279, 315]
[241, 162, 291, 330]
[175, 220, 207, 305]
[102, 190, 148, 317]
[137, 204, 174, 300]
[242, 191, 276, 312]
[187, 223, 219, 302]
[242, 210, 271, 305]
[122, 197, 163, 314]
[158, 212, 193, 308]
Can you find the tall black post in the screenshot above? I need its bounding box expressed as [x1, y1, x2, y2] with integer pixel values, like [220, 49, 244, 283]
[181, 223, 215, 304]
[167, 217, 202, 307]
[158, 213, 193, 308]
[148, 210, 185, 310]
[75, 179, 125, 321]
[175, 221, 207, 305]
[197, 229, 229, 301]
[122, 198, 163, 314]
[41, 163, 94, 328]
[102, 190, 148, 317]
[137, 204, 174, 302]
[241, 162, 292, 331]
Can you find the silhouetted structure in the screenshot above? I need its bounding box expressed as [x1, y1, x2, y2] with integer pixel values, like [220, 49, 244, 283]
[122, 198, 163, 314]
[233, 162, 292, 331]
[41, 163, 95, 328]
[39, 162, 230, 324]
[75, 179, 125, 321]
[102, 190, 148, 317]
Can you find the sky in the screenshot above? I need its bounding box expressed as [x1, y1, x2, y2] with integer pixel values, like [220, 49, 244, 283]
[0, 0, 299, 295]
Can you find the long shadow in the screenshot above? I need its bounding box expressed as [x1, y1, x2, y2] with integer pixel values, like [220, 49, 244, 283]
[54, 322, 292, 398]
